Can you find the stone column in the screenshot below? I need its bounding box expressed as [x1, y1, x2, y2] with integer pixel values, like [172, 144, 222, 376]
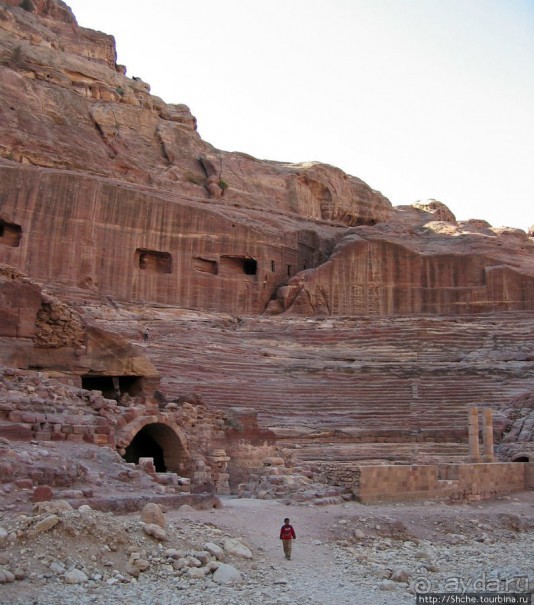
[468, 407, 481, 462]
[482, 408, 494, 462]
[208, 448, 231, 495]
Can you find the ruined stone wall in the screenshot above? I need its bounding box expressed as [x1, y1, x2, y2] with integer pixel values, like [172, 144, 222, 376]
[357, 464, 449, 503]
[0, 366, 272, 493]
[315, 462, 362, 492]
[358, 463, 527, 503]
[224, 442, 281, 490]
[0, 367, 117, 446]
[314, 461, 528, 503]
[454, 463, 526, 500]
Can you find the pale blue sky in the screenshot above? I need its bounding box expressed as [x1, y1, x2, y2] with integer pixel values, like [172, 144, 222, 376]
[67, 0, 534, 230]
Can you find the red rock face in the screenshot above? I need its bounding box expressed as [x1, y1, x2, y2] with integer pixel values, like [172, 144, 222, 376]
[0, 1, 396, 316]
[2, 0, 76, 24]
[0, 266, 42, 338]
[274, 225, 534, 316]
[0, 162, 345, 314]
[0, 1, 532, 473]
[1, 1, 531, 317]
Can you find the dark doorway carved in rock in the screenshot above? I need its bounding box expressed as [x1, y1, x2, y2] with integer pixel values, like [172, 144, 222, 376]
[511, 455, 529, 462]
[123, 423, 185, 473]
[0, 219, 22, 247]
[81, 374, 143, 401]
[220, 255, 257, 277]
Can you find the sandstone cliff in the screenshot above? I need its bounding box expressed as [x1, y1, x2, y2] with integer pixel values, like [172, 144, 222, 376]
[1, 0, 532, 317]
[0, 0, 532, 475]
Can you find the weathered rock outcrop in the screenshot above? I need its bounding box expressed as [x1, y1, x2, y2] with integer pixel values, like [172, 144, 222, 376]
[0, 0, 532, 484]
[2, 0, 531, 318]
[271, 209, 534, 316]
[497, 393, 534, 462]
[0, 266, 158, 392]
[0, 1, 391, 222]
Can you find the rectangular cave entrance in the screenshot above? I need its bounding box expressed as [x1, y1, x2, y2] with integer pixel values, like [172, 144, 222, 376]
[135, 248, 172, 274]
[0, 219, 22, 247]
[81, 375, 144, 400]
[220, 255, 257, 276]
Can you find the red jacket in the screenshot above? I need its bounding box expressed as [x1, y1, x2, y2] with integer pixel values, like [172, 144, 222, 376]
[280, 524, 296, 540]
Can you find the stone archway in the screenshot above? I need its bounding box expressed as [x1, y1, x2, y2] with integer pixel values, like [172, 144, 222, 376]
[117, 417, 190, 474]
[511, 454, 530, 462]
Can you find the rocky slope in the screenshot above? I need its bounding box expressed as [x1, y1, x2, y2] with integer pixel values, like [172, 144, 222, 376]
[0, 494, 532, 605]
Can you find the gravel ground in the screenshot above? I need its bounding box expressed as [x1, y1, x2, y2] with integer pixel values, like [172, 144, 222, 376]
[0, 492, 532, 605]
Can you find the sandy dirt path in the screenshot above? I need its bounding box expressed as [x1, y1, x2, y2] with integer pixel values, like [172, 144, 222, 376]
[171, 497, 418, 604]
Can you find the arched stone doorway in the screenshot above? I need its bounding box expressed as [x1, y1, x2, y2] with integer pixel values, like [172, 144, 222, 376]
[511, 454, 530, 462]
[118, 419, 189, 474]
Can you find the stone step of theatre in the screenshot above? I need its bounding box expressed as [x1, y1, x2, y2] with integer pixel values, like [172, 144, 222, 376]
[141, 311, 534, 458]
[283, 441, 470, 464]
[84, 307, 533, 461]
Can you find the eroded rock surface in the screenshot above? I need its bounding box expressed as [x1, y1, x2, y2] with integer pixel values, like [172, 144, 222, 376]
[1, 1, 531, 318]
[0, 5, 532, 601]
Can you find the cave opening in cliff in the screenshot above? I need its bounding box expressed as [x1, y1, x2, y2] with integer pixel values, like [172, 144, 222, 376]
[0, 219, 22, 247]
[220, 255, 257, 276]
[353, 217, 377, 226]
[123, 423, 185, 473]
[81, 375, 144, 400]
[243, 259, 257, 275]
[135, 248, 172, 274]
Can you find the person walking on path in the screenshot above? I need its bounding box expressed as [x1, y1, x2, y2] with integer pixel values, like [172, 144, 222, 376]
[280, 517, 296, 560]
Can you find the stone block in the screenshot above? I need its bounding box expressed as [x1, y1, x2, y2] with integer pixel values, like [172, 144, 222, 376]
[50, 432, 66, 441]
[31, 485, 53, 502]
[20, 413, 37, 424]
[15, 479, 33, 489]
[92, 434, 109, 445]
[141, 503, 166, 528]
[138, 458, 156, 474]
[72, 425, 89, 434]
[66, 433, 84, 442]
[0, 422, 33, 440]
